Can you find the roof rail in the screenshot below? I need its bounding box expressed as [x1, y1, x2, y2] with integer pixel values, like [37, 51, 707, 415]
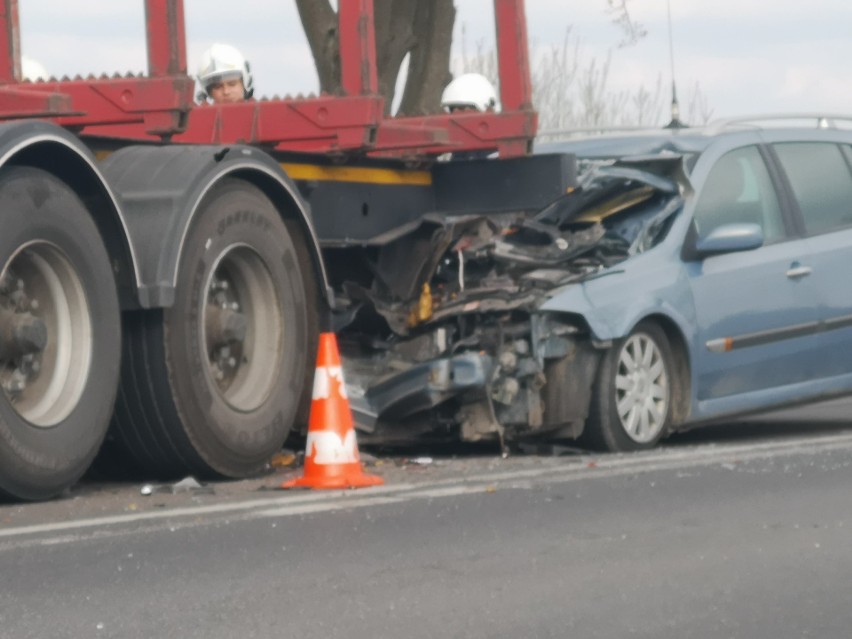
[707, 113, 852, 133]
[536, 124, 670, 141]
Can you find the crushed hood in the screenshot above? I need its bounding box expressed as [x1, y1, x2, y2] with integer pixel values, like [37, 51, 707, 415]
[340, 158, 687, 337]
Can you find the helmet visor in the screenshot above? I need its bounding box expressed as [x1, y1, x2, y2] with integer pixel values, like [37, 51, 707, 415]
[204, 70, 243, 89]
[445, 102, 481, 113]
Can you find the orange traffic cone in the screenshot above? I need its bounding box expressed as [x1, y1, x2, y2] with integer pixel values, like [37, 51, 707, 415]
[281, 332, 384, 489]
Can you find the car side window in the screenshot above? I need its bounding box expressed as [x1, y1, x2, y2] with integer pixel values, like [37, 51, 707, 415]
[693, 146, 785, 243]
[772, 142, 852, 236]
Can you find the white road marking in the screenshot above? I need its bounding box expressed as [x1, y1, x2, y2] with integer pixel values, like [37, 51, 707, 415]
[3, 431, 852, 548]
[253, 485, 483, 518]
[0, 485, 419, 539]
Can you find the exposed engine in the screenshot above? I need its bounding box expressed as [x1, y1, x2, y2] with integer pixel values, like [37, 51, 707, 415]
[331, 160, 685, 445]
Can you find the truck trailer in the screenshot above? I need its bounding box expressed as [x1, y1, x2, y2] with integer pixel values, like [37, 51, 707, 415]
[0, 0, 582, 500]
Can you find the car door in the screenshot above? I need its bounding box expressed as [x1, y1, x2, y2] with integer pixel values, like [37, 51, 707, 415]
[770, 141, 852, 379]
[683, 144, 823, 402]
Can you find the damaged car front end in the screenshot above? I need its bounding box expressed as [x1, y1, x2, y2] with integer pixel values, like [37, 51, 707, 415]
[335, 154, 688, 447]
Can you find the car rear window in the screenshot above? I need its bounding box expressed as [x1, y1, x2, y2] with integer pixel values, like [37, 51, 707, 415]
[773, 142, 852, 235]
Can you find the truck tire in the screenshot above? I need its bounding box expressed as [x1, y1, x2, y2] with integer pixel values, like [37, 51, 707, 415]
[113, 178, 309, 478]
[0, 166, 120, 501]
[584, 321, 673, 452]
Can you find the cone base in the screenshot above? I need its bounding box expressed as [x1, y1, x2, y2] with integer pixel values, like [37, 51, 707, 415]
[281, 466, 384, 490]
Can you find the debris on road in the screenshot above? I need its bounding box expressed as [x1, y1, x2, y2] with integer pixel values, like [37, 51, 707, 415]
[269, 450, 299, 469]
[138, 477, 215, 496]
[517, 442, 583, 456]
[171, 477, 205, 493]
[359, 451, 380, 466]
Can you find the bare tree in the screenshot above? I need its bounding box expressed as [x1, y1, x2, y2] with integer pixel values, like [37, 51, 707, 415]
[454, 1, 712, 134]
[295, 0, 341, 95]
[296, 1, 708, 128]
[686, 81, 715, 124]
[459, 26, 711, 137]
[605, 0, 647, 47]
[296, 0, 453, 115]
[296, 0, 712, 137]
[297, 1, 645, 116]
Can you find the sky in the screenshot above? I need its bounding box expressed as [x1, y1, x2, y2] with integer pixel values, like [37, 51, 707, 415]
[16, 0, 852, 123]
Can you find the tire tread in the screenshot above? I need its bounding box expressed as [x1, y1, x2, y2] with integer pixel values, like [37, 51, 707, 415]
[111, 310, 210, 478]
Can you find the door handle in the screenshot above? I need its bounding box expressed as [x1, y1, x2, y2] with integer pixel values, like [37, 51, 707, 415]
[786, 265, 812, 279]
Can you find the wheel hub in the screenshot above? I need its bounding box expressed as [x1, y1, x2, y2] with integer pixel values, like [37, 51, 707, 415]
[201, 246, 284, 412]
[207, 277, 247, 390]
[0, 244, 92, 426]
[0, 271, 47, 402]
[630, 370, 649, 398]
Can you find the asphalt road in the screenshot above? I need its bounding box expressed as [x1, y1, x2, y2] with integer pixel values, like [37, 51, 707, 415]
[1, 398, 851, 639]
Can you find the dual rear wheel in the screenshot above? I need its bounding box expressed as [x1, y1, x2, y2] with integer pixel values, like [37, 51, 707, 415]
[0, 167, 120, 501]
[0, 168, 312, 500]
[109, 178, 311, 478]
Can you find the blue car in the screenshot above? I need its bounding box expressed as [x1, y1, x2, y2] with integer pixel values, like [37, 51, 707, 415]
[342, 118, 852, 451]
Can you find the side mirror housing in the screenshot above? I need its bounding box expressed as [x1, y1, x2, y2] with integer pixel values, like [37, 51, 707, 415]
[684, 223, 764, 260]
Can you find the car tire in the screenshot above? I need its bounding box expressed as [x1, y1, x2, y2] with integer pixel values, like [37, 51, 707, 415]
[0, 167, 121, 500]
[584, 321, 673, 452]
[111, 178, 309, 478]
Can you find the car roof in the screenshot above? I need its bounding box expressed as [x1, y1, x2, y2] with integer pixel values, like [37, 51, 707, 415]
[534, 115, 852, 160]
[535, 128, 715, 159]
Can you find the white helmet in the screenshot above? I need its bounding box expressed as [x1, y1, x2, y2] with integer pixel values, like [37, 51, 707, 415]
[197, 43, 253, 99]
[21, 55, 48, 82]
[441, 73, 498, 113]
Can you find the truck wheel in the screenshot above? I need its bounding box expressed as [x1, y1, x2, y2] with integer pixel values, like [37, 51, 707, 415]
[584, 322, 673, 452]
[0, 167, 120, 500]
[113, 178, 309, 478]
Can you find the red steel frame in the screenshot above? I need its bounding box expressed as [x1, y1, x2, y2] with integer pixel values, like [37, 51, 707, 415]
[0, 0, 536, 157]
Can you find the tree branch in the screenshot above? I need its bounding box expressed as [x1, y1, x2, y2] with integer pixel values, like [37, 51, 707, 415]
[606, 0, 647, 48]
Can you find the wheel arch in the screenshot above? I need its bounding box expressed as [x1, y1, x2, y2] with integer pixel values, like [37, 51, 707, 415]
[99, 144, 331, 313]
[0, 121, 139, 309]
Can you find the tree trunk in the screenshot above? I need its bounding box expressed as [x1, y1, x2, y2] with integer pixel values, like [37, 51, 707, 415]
[397, 0, 455, 116]
[373, 0, 417, 112]
[297, 0, 455, 114]
[295, 0, 341, 95]
[296, 1, 640, 114]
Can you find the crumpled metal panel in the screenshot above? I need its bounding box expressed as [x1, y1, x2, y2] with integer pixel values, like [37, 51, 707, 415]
[338, 159, 686, 444]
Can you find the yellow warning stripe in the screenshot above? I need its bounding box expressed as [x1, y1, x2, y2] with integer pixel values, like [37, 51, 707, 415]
[281, 163, 432, 186]
[91, 151, 430, 186]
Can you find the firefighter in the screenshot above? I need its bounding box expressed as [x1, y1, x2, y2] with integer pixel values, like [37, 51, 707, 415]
[440, 73, 499, 114]
[21, 55, 48, 82]
[440, 73, 499, 160]
[196, 43, 254, 104]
